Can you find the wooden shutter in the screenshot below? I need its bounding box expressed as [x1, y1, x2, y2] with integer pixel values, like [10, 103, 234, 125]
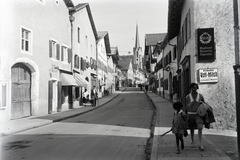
[61, 46, 64, 61]
[68, 48, 72, 63]
[56, 44, 60, 60]
[81, 57, 83, 70]
[74, 55, 76, 68]
[57, 81, 62, 112]
[77, 56, 80, 69]
[49, 40, 52, 58]
[83, 59, 86, 70]
[48, 80, 53, 114]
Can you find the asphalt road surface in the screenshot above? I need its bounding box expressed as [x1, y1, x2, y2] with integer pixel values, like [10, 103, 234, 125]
[0, 88, 155, 160]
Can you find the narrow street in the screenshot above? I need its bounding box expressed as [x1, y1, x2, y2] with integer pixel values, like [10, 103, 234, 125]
[0, 88, 155, 160]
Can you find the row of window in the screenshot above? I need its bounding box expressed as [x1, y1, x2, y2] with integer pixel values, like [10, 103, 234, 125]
[49, 40, 71, 63]
[178, 9, 191, 55]
[74, 56, 97, 71]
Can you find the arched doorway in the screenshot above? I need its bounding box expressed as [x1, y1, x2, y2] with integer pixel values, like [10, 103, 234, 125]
[11, 63, 31, 119]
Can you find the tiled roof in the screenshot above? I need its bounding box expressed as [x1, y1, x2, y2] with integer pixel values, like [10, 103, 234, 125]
[119, 55, 134, 60]
[118, 59, 131, 70]
[145, 33, 167, 46]
[69, 3, 98, 40]
[97, 31, 111, 54]
[132, 64, 138, 70]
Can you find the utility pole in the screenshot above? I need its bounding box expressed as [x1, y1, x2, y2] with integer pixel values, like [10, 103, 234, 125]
[233, 0, 240, 157]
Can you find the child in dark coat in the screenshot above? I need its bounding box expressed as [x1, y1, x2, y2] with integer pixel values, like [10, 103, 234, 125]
[172, 102, 187, 154]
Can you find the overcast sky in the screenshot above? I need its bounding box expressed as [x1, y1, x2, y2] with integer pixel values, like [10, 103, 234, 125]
[72, 0, 169, 55]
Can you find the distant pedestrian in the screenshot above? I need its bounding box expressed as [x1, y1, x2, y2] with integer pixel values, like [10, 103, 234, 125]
[172, 102, 187, 154]
[83, 89, 89, 103]
[145, 84, 148, 92]
[185, 83, 205, 151]
[91, 86, 97, 107]
[139, 84, 142, 91]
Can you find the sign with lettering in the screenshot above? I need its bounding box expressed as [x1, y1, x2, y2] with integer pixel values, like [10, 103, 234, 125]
[197, 28, 215, 62]
[199, 68, 218, 83]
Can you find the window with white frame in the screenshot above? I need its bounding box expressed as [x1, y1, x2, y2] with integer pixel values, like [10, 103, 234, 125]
[50, 40, 57, 59]
[21, 28, 31, 53]
[61, 46, 68, 63]
[49, 40, 60, 60]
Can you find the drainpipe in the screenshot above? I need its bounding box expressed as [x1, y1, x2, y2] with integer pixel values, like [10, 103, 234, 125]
[233, 0, 240, 156]
[69, 12, 75, 109]
[69, 13, 75, 72]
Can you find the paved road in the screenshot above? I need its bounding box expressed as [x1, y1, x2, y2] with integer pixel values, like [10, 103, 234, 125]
[0, 88, 155, 160]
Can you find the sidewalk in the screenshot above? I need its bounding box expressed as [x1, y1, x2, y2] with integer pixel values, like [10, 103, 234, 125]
[147, 92, 235, 160]
[0, 90, 124, 136]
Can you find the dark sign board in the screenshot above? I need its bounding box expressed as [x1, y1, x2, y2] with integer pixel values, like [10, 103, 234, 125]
[197, 28, 215, 62]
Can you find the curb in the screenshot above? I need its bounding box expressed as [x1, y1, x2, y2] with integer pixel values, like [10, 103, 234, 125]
[1, 89, 126, 136]
[53, 92, 123, 122]
[144, 92, 159, 160]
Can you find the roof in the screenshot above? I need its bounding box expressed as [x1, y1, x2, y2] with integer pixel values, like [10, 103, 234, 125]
[132, 64, 138, 70]
[159, 34, 169, 50]
[145, 33, 167, 46]
[118, 59, 131, 71]
[97, 31, 111, 54]
[110, 47, 120, 62]
[119, 55, 134, 61]
[69, 3, 98, 41]
[135, 24, 140, 48]
[168, 0, 185, 40]
[63, 0, 74, 7]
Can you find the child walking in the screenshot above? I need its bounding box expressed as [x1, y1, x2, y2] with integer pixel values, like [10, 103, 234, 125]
[172, 102, 187, 154]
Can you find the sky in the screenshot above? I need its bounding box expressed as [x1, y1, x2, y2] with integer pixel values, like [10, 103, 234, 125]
[73, 0, 169, 55]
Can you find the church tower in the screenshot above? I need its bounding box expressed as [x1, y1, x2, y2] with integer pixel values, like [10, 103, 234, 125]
[133, 23, 142, 69]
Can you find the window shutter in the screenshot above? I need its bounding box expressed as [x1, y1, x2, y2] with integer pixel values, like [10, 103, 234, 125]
[83, 59, 86, 70]
[73, 55, 76, 68]
[86, 61, 89, 68]
[56, 44, 60, 60]
[81, 57, 83, 70]
[68, 48, 72, 63]
[61, 46, 64, 61]
[49, 40, 52, 58]
[77, 56, 80, 69]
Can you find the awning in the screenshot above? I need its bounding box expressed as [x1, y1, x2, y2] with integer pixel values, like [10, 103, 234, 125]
[74, 73, 90, 87]
[60, 73, 78, 86]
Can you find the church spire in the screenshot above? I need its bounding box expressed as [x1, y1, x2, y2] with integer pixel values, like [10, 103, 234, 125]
[135, 23, 140, 48]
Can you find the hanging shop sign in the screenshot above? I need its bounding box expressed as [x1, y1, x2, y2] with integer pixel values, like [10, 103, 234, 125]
[197, 28, 215, 62]
[198, 68, 218, 83]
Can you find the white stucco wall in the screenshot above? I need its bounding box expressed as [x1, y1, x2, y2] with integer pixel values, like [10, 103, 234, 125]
[192, 0, 236, 130]
[0, 0, 71, 121]
[72, 6, 97, 93]
[177, 0, 236, 130]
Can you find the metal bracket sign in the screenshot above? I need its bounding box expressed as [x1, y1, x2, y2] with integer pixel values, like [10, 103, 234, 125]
[199, 68, 218, 83]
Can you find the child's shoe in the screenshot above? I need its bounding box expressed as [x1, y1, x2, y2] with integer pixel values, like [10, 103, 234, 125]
[176, 149, 180, 154]
[181, 140, 184, 150]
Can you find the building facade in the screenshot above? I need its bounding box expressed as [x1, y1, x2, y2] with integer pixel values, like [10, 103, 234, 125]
[167, 0, 236, 130]
[0, 0, 74, 121]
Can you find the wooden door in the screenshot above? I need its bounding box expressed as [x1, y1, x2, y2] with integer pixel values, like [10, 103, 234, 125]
[11, 63, 31, 119]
